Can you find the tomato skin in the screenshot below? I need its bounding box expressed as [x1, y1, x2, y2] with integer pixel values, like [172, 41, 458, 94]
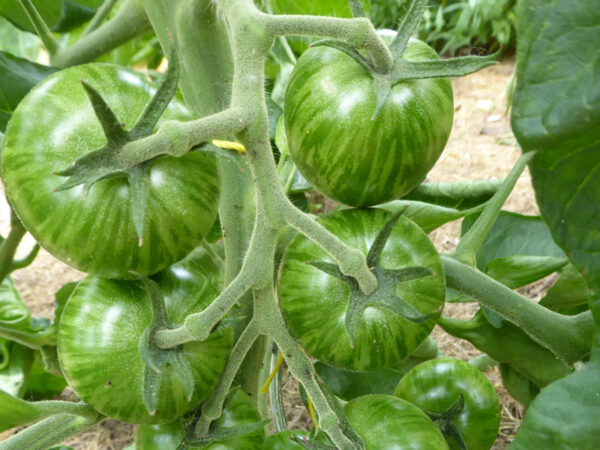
[394, 358, 500, 450]
[57, 246, 233, 424]
[344, 394, 449, 449]
[278, 208, 445, 371]
[136, 390, 265, 449]
[284, 39, 453, 206]
[2, 63, 219, 279]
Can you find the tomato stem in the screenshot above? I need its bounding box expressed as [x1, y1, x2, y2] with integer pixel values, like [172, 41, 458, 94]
[17, 0, 60, 55]
[452, 151, 535, 266]
[442, 255, 593, 363]
[82, 0, 119, 36]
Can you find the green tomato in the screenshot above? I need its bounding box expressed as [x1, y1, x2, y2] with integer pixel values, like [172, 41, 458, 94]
[268, 0, 371, 54]
[345, 394, 449, 449]
[136, 389, 265, 449]
[2, 63, 219, 278]
[394, 358, 500, 450]
[284, 38, 453, 206]
[57, 246, 233, 424]
[278, 208, 445, 371]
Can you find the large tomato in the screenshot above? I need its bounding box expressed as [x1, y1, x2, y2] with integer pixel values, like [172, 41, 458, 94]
[284, 38, 454, 206]
[345, 395, 449, 449]
[394, 358, 500, 450]
[57, 246, 233, 424]
[1, 63, 219, 278]
[278, 208, 445, 371]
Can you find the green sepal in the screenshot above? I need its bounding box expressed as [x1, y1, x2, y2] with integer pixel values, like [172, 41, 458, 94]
[308, 261, 356, 287]
[366, 208, 407, 268]
[136, 276, 196, 415]
[130, 48, 180, 140]
[391, 52, 498, 83]
[427, 394, 468, 450]
[80, 80, 129, 146]
[371, 73, 392, 119]
[386, 266, 433, 283]
[389, 0, 427, 58]
[372, 292, 438, 324]
[310, 39, 374, 73]
[128, 165, 151, 245]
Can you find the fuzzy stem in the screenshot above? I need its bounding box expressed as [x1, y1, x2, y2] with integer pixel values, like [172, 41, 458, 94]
[119, 108, 247, 165]
[0, 414, 102, 450]
[264, 13, 392, 74]
[193, 320, 260, 437]
[0, 212, 27, 283]
[452, 152, 535, 266]
[17, 0, 60, 54]
[51, 0, 151, 68]
[442, 255, 593, 363]
[82, 0, 119, 36]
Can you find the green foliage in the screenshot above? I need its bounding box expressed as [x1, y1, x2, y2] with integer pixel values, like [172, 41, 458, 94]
[371, 0, 517, 55]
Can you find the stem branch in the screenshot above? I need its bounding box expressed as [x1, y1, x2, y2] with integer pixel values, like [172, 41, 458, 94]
[442, 255, 592, 363]
[17, 0, 60, 54]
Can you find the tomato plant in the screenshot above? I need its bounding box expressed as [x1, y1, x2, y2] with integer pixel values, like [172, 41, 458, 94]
[278, 208, 445, 371]
[1, 63, 220, 279]
[394, 358, 500, 450]
[57, 246, 233, 424]
[0, 0, 598, 449]
[284, 38, 453, 206]
[344, 394, 449, 449]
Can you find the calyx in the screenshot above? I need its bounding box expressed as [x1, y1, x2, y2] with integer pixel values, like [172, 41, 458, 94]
[54, 50, 181, 245]
[312, 0, 498, 118]
[309, 210, 440, 346]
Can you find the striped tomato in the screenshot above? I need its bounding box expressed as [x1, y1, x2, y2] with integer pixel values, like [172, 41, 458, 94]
[283, 38, 453, 206]
[1, 63, 219, 278]
[58, 246, 233, 424]
[278, 208, 445, 371]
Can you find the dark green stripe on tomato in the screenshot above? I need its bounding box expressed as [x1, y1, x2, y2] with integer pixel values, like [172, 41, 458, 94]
[284, 38, 453, 207]
[58, 246, 233, 424]
[278, 208, 445, 371]
[2, 63, 219, 278]
[394, 358, 501, 450]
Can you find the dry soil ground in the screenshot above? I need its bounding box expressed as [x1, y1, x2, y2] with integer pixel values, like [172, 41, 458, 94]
[1, 57, 534, 449]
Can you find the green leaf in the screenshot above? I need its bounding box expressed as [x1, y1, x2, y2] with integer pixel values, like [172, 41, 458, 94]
[499, 363, 539, 409]
[511, 0, 600, 355]
[0, 340, 33, 397]
[0, 0, 95, 34]
[0, 16, 40, 59]
[540, 264, 590, 315]
[511, 362, 600, 449]
[378, 200, 478, 233]
[461, 211, 566, 273]
[23, 350, 67, 400]
[0, 277, 52, 347]
[403, 179, 503, 209]
[486, 255, 568, 289]
[0, 50, 57, 132]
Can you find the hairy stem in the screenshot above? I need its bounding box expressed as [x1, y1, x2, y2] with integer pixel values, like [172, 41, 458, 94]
[82, 0, 119, 36]
[51, 0, 151, 68]
[194, 320, 260, 436]
[264, 13, 392, 74]
[453, 152, 535, 266]
[17, 0, 59, 54]
[442, 255, 593, 363]
[0, 212, 27, 283]
[0, 414, 102, 450]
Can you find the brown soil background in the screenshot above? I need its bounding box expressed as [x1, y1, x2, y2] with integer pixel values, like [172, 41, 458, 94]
[0, 58, 535, 448]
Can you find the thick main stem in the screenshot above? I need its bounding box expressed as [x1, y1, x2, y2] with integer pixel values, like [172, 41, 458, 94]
[442, 255, 592, 363]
